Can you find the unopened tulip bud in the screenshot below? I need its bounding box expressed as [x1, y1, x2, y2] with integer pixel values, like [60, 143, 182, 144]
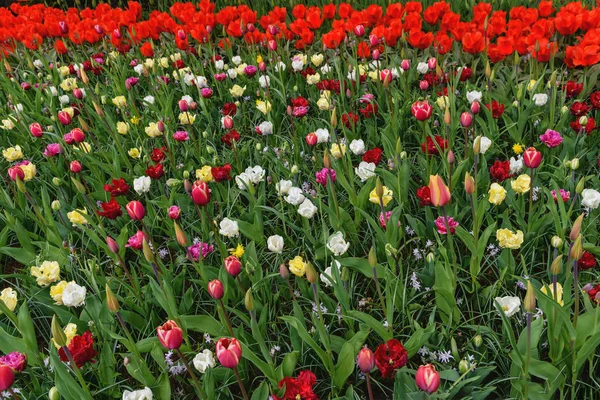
[279, 264, 290, 280]
[305, 262, 318, 284]
[570, 158, 579, 170]
[550, 255, 563, 275]
[524, 281, 536, 313]
[570, 214, 584, 241]
[142, 238, 154, 263]
[79, 68, 89, 85]
[106, 284, 119, 312]
[107, 236, 119, 254]
[341, 267, 350, 281]
[460, 112, 473, 127]
[93, 101, 104, 117]
[368, 246, 377, 268]
[471, 101, 480, 115]
[576, 177, 585, 195]
[70, 160, 82, 173]
[464, 172, 475, 195]
[458, 359, 470, 374]
[51, 315, 67, 348]
[485, 61, 491, 79]
[207, 279, 224, 299]
[291, 165, 299, 174]
[427, 57, 437, 70]
[330, 108, 337, 128]
[473, 335, 483, 348]
[369, 34, 378, 47]
[49, 387, 60, 400]
[353, 24, 365, 37]
[551, 236, 563, 248]
[71, 177, 86, 194]
[245, 288, 254, 311]
[375, 177, 384, 199]
[323, 151, 331, 169]
[357, 347, 375, 373]
[444, 107, 451, 125]
[400, 59, 410, 71]
[426, 252, 435, 263]
[570, 235, 583, 261]
[372, 49, 380, 60]
[579, 116, 588, 126]
[400, 151, 407, 159]
[473, 136, 481, 154]
[51, 200, 62, 211]
[174, 221, 188, 246]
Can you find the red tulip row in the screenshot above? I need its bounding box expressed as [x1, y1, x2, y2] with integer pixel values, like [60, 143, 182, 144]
[0, 1, 599, 66]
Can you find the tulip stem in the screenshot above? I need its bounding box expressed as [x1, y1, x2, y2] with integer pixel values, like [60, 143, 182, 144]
[442, 206, 458, 286]
[175, 348, 207, 400]
[366, 372, 375, 400]
[372, 266, 388, 331]
[528, 168, 535, 228]
[219, 299, 235, 337]
[523, 312, 532, 399]
[573, 260, 580, 329]
[233, 367, 249, 400]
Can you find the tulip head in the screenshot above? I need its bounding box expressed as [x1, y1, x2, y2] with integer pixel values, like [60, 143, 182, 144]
[126, 200, 145, 220]
[411, 100, 433, 121]
[0, 365, 14, 392]
[415, 364, 440, 394]
[523, 147, 542, 169]
[156, 320, 183, 349]
[216, 337, 242, 368]
[224, 256, 242, 277]
[191, 181, 211, 206]
[357, 347, 375, 373]
[208, 279, 224, 299]
[429, 175, 451, 207]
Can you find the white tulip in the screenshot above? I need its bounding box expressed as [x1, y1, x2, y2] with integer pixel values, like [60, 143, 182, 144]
[267, 235, 284, 253]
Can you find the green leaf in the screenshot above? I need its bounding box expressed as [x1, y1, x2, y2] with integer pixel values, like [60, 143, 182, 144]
[180, 315, 227, 336]
[50, 349, 93, 400]
[333, 330, 369, 389]
[251, 381, 270, 400]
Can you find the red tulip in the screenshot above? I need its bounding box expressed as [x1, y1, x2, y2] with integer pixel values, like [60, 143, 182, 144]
[216, 337, 242, 368]
[419, 80, 429, 90]
[94, 24, 104, 34]
[70, 160, 82, 173]
[177, 29, 186, 40]
[8, 166, 24, 181]
[58, 21, 69, 34]
[428, 175, 451, 207]
[415, 364, 440, 394]
[305, 133, 318, 146]
[267, 24, 279, 35]
[354, 24, 365, 37]
[29, 122, 43, 138]
[523, 147, 542, 169]
[191, 181, 211, 206]
[208, 279, 224, 299]
[126, 201, 145, 220]
[0, 365, 14, 391]
[268, 40, 277, 51]
[411, 101, 433, 121]
[224, 255, 242, 277]
[58, 111, 72, 125]
[157, 320, 183, 349]
[460, 112, 473, 127]
[357, 347, 375, 373]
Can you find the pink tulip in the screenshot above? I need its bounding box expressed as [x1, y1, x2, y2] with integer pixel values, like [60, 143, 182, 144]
[73, 88, 85, 99]
[59, 21, 69, 34]
[57, 111, 72, 125]
[415, 364, 440, 394]
[126, 201, 145, 220]
[400, 59, 411, 71]
[178, 99, 189, 112]
[372, 49, 380, 60]
[208, 279, 224, 299]
[7, 166, 24, 181]
[222, 115, 234, 130]
[470, 101, 481, 114]
[419, 80, 429, 90]
[70, 128, 85, 143]
[268, 40, 277, 51]
[168, 205, 181, 219]
[157, 320, 183, 349]
[29, 122, 44, 138]
[460, 112, 473, 127]
[173, 131, 189, 141]
[201, 88, 213, 98]
[106, 236, 120, 254]
[427, 57, 437, 70]
[216, 337, 242, 368]
[354, 24, 365, 37]
[380, 69, 393, 86]
[70, 160, 82, 173]
[224, 255, 242, 277]
[191, 181, 211, 206]
[357, 347, 375, 373]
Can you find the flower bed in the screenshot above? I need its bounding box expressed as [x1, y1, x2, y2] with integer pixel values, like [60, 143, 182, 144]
[0, 1, 600, 399]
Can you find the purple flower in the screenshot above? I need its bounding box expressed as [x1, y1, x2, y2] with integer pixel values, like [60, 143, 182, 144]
[173, 131, 189, 142]
[434, 216, 459, 235]
[539, 129, 563, 148]
[244, 65, 257, 77]
[0, 351, 27, 372]
[43, 143, 62, 157]
[187, 242, 214, 262]
[125, 77, 139, 90]
[315, 168, 336, 186]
